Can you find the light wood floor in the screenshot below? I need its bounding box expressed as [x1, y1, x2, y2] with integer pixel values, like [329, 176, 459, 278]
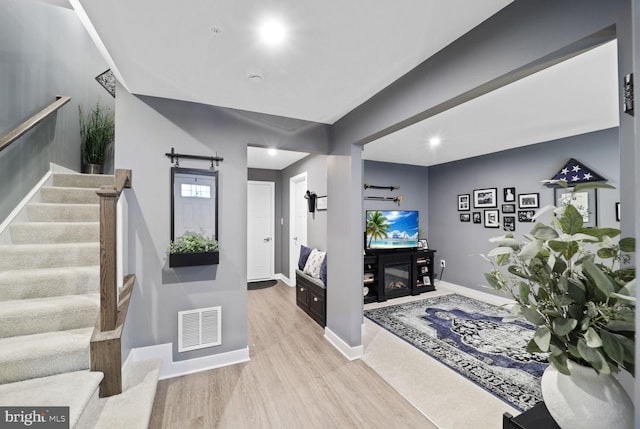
[149, 281, 437, 428]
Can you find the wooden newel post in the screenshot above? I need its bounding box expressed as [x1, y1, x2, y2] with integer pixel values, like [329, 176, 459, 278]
[97, 185, 119, 332]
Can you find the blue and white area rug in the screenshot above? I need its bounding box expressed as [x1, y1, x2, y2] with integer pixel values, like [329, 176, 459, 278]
[364, 293, 548, 411]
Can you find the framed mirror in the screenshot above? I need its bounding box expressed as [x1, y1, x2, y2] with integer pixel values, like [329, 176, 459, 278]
[171, 167, 218, 241]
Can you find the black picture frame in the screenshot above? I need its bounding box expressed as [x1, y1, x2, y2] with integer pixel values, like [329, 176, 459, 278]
[460, 213, 471, 222]
[518, 193, 539, 209]
[474, 188, 498, 208]
[458, 194, 470, 211]
[501, 204, 515, 213]
[503, 216, 515, 231]
[518, 210, 536, 223]
[171, 167, 218, 242]
[484, 209, 499, 228]
[472, 212, 481, 224]
[418, 238, 429, 249]
[554, 187, 597, 227]
[503, 187, 516, 202]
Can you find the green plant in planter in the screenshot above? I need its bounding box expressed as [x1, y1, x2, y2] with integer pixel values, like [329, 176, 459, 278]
[79, 101, 114, 167]
[169, 233, 219, 254]
[484, 183, 635, 377]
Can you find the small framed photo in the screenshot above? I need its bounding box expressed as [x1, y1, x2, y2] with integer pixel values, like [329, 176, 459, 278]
[555, 187, 597, 227]
[458, 194, 470, 211]
[472, 212, 481, 224]
[504, 187, 516, 202]
[421, 265, 429, 274]
[616, 202, 620, 222]
[518, 210, 536, 222]
[484, 209, 500, 228]
[473, 188, 498, 208]
[503, 216, 515, 231]
[316, 196, 327, 211]
[501, 204, 515, 213]
[518, 193, 539, 209]
[460, 213, 471, 222]
[418, 238, 429, 250]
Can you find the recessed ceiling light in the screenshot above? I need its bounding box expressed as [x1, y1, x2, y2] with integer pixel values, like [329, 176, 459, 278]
[268, 148, 277, 156]
[247, 72, 264, 83]
[258, 18, 286, 46]
[209, 26, 223, 36]
[429, 136, 442, 147]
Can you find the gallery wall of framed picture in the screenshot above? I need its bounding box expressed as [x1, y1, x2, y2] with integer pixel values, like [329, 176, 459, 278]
[455, 186, 548, 231]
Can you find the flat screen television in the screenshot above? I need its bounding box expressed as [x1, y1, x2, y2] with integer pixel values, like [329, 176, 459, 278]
[365, 210, 419, 249]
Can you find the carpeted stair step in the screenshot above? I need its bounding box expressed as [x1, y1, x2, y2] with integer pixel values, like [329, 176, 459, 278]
[41, 186, 100, 204]
[0, 370, 103, 429]
[0, 242, 99, 270]
[89, 360, 162, 429]
[9, 222, 99, 244]
[27, 203, 100, 222]
[0, 293, 99, 338]
[53, 173, 114, 189]
[0, 266, 99, 301]
[0, 327, 92, 384]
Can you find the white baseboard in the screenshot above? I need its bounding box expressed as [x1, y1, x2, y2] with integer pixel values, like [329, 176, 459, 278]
[125, 343, 250, 380]
[0, 170, 53, 242]
[275, 273, 293, 287]
[324, 327, 363, 361]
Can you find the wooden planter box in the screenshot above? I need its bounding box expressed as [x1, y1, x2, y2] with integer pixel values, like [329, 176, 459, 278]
[169, 251, 219, 267]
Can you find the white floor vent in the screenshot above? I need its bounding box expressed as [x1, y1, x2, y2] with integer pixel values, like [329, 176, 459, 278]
[178, 306, 221, 352]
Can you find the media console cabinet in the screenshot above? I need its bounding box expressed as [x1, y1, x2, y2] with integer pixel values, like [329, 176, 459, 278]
[364, 249, 436, 303]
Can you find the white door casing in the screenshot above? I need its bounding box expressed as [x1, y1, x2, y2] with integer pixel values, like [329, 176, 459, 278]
[247, 181, 275, 281]
[289, 172, 307, 285]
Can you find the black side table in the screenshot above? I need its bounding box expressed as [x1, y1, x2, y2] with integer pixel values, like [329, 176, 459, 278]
[503, 402, 560, 429]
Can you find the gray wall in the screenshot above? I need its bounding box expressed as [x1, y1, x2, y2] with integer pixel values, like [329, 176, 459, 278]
[281, 154, 328, 278]
[0, 0, 112, 223]
[327, 0, 634, 354]
[248, 168, 283, 276]
[115, 89, 330, 361]
[363, 161, 429, 237]
[428, 128, 620, 292]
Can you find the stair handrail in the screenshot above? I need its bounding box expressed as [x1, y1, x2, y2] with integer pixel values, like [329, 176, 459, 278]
[0, 95, 71, 152]
[96, 169, 132, 331]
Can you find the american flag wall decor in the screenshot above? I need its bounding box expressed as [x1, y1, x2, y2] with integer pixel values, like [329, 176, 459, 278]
[548, 158, 605, 184]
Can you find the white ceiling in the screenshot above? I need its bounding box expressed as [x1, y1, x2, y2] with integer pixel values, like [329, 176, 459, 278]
[362, 40, 620, 167]
[71, 0, 619, 171]
[75, 0, 512, 124]
[248, 147, 308, 170]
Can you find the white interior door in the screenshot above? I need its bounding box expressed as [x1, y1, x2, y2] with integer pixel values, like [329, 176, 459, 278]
[174, 172, 216, 238]
[289, 172, 307, 284]
[247, 181, 275, 281]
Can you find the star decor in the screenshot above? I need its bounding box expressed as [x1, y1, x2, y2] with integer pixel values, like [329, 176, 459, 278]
[548, 158, 605, 184]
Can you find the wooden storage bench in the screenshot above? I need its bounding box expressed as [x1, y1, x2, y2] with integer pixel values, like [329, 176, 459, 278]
[295, 269, 326, 327]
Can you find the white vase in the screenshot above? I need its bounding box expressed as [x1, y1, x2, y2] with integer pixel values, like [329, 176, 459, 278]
[540, 360, 633, 429]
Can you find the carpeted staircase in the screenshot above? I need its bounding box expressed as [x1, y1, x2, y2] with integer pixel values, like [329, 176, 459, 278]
[0, 172, 159, 428]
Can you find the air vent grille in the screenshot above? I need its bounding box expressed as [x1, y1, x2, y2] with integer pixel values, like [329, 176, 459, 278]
[178, 306, 221, 352]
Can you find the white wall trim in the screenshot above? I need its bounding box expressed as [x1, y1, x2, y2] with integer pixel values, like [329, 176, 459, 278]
[275, 273, 293, 287]
[125, 343, 250, 380]
[324, 327, 363, 361]
[0, 170, 53, 239]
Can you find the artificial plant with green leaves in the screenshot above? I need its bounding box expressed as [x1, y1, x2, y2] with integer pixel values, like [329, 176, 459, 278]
[484, 183, 635, 377]
[168, 233, 219, 254]
[79, 101, 114, 166]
